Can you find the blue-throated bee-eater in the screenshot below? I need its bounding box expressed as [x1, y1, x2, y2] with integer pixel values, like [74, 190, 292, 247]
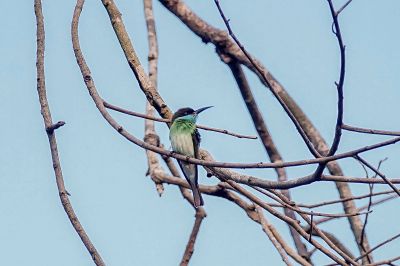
[169, 106, 213, 207]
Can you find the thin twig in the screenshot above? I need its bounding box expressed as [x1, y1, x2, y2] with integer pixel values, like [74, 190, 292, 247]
[312, 0, 347, 183]
[308, 212, 314, 242]
[36, 0, 105, 264]
[104, 101, 257, 139]
[356, 233, 400, 262]
[335, 0, 354, 16]
[355, 155, 400, 197]
[342, 124, 400, 136]
[365, 255, 400, 266]
[298, 189, 396, 209]
[306, 228, 355, 261]
[314, 194, 397, 226]
[326, 0, 346, 157]
[256, 208, 312, 266]
[253, 186, 371, 218]
[358, 159, 386, 262]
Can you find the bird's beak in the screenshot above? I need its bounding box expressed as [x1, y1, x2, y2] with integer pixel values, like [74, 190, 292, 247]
[195, 106, 213, 115]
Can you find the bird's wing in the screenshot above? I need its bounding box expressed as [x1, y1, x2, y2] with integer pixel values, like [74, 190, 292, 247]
[193, 128, 201, 158]
[177, 129, 203, 207]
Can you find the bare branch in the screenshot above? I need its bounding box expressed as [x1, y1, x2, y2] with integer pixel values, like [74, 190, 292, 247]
[326, 0, 346, 157]
[212, 0, 321, 158]
[180, 209, 206, 266]
[104, 101, 257, 139]
[226, 180, 359, 265]
[253, 186, 371, 218]
[314, 194, 397, 226]
[102, 0, 173, 119]
[255, 206, 294, 266]
[299, 189, 396, 209]
[306, 228, 355, 260]
[336, 0, 354, 16]
[225, 58, 309, 260]
[343, 124, 400, 136]
[355, 155, 400, 197]
[35, 0, 105, 264]
[365, 255, 400, 266]
[356, 233, 400, 263]
[143, 0, 164, 195]
[256, 207, 312, 266]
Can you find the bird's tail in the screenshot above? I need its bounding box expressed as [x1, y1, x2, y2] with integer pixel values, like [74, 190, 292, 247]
[190, 182, 204, 208]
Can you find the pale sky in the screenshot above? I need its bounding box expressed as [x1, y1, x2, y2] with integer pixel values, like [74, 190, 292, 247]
[1, 0, 400, 265]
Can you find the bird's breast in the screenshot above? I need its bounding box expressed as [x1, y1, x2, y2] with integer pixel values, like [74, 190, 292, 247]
[170, 132, 195, 156]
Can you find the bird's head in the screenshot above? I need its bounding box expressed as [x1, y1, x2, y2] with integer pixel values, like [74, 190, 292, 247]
[172, 106, 213, 123]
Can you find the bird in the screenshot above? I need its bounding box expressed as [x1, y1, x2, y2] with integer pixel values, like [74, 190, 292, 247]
[169, 106, 213, 207]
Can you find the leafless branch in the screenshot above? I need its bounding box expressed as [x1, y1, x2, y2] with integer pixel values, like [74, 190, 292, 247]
[314, 194, 397, 226]
[253, 186, 371, 218]
[226, 180, 359, 265]
[104, 101, 257, 139]
[143, 0, 164, 195]
[35, 0, 105, 264]
[180, 208, 206, 266]
[326, 0, 346, 157]
[356, 233, 400, 263]
[212, 0, 321, 159]
[255, 206, 294, 266]
[342, 124, 400, 136]
[306, 228, 355, 261]
[365, 255, 400, 266]
[225, 58, 309, 259]
[298, 189, 396, 209]
[256, 207, 312, 266]
[336, 0, 354, 16]
[355, 155, 400, 197]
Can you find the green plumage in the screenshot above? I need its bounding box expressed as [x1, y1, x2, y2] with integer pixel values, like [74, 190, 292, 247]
[169, 108, 207, 207]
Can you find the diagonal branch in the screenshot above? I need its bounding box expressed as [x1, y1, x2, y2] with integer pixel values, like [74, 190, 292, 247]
[355, 232, 400, 263]
[255, 206, 294, 266]
[256, 207, 312, 266]
[225, 58, 310, 260]
[213, 0, 321, 159]
[179, 208, 206, 266]
[225, 180, 358, 265]
[102, 0, 173, 119]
